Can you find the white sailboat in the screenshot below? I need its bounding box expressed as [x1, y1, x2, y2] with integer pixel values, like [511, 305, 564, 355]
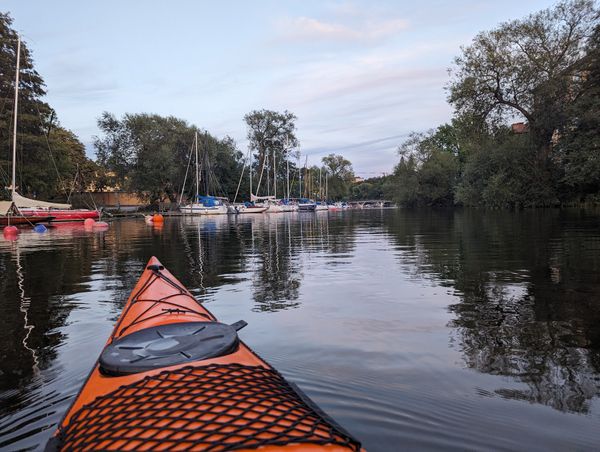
[229, 148, 268, 214]
[179, 132, 228, 215]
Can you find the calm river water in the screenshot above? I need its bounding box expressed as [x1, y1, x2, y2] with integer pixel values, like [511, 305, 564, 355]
[1, 210, 600, 451]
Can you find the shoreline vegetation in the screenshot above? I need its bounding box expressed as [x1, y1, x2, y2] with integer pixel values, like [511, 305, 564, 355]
[1, 1, 599, 210]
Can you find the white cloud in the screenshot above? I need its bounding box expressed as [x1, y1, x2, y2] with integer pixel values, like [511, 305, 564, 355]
[277, 16, 409, 43]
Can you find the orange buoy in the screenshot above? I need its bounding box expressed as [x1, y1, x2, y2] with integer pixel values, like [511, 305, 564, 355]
[47, 257, 363, 452]
[152, 213, 164, 223]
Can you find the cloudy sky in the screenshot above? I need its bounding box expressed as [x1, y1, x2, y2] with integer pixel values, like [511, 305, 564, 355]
[5, 0, 553, 177]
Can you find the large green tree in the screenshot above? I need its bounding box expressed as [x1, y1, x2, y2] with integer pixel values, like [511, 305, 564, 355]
[244, 109, 298, 197]
[94, 112, 243, 203]
[448, 0, 598, 158]
[321, 153, 355, 200]
[392, 127, 460, 207]
[455, 131, 558, 208]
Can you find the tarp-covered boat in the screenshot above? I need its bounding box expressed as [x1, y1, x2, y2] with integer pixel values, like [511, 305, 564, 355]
[13, 192, 99, 222]
[0, 201, 54, 226]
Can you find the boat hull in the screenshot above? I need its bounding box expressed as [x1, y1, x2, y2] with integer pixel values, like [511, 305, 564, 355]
[266, 204, 285, 213]
[229, 205, 269, 214]
[18, 209, 99, 222]
[179, 204, 228, 215]
[0, 215, 54, 226]
[281, 204, 298, 212]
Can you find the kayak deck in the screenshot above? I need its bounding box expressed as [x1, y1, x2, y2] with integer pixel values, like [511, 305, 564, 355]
[52, 364, 358, 451]
[47, 258, 362, 451]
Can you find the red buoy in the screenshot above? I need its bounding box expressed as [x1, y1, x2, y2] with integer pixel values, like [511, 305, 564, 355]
[3, 225, 19, 239]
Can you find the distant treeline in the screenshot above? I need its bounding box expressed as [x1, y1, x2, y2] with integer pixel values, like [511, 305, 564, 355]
[365, 0, 600, 208]
[93, 110, 357, 203]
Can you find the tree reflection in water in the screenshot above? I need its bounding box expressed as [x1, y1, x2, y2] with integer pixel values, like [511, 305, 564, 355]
[386, 209, 600, 413]
[3, 208, 600, 449]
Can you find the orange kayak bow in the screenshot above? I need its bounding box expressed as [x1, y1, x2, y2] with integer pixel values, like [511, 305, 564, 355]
[46, 257, 362, 451]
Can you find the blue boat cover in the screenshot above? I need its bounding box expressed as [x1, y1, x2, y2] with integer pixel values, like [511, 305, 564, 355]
[198, 196, 218, 207]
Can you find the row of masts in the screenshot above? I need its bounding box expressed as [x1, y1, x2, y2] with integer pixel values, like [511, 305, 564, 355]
[253, 150, 329, 199]
[179, 131, 216, 205]
[231, 146, 329, 204]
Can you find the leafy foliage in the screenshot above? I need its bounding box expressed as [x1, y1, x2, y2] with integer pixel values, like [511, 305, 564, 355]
[448, 0, 598, 135]
[555, 25, 600, 201]
[456, 132, 558, 208]
[321, 153, 355, 200]
[94, 112, 243, 204]
[388, 1, 600, 209]
[244, 110, 299, 197]
[391, 126, 460, 207]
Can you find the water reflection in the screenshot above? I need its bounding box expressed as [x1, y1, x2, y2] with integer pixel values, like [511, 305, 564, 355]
[2, 210, 600, 450]
[385, 209, 600, 413]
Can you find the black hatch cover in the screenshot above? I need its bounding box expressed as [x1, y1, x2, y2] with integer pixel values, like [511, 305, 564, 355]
[99, 321, 247, 376]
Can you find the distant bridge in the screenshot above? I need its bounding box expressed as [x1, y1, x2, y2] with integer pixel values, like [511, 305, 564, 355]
[347, 200, 397, 208]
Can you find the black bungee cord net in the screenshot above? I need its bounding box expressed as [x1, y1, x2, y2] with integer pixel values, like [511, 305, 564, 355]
[51, 364, 362, 452]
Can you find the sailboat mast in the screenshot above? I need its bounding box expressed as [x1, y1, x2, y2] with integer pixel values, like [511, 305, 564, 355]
[286, 154, 290, 200]
[11, 36, 20, 196]
[273, 148, 276, 199]
[204, 132, 209, 196]
[266, 152, 270, 196]
[298, 154, 302, 198]
[194, 131, 199, 201]
[319, 166, 322, 201]
[304, 156, 308, 198]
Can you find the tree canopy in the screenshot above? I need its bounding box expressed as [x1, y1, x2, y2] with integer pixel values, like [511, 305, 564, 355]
[448, 0, 598, 141]
[244, 109, 299, 197]
[94, 112, 244, 204]
[388, 0, 600, 208]
[321, 153, 355, 200]
[556, 24, 600, 199]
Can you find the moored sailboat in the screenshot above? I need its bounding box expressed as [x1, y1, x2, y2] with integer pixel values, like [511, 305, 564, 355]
[14, 193, 99, 222]
[7, 37, 99, 222]
[180, 195, 229, 215]
[0, 201, 54, 226]
[298, 198, 317, 211]
[179, 131, 228, 215]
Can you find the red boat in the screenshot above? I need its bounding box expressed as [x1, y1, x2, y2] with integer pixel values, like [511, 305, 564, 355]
[17, 208, 99, 222]
[13, 193, 99, 222]
[0, 201, 54, 226]
[0, 215, 54, 226]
